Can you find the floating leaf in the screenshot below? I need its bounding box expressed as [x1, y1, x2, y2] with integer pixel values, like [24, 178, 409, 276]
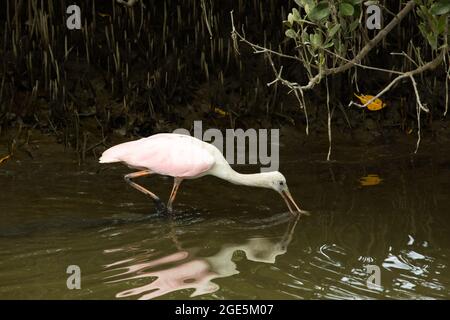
[360, 174, 383, 186]
[0, 154, 10, 165]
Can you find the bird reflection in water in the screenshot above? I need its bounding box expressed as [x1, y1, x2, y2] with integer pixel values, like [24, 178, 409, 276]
[103, 214, 302, 299]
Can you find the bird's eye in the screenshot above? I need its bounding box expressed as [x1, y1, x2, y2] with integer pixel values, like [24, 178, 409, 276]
[279, 181, 284, 186]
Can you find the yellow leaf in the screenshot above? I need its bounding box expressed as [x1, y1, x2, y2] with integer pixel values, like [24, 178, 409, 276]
[0, 154, 11, 165]
[354, 93, 386, 111]
[213, 107, 228, 117]
[359, 174, 383, 186]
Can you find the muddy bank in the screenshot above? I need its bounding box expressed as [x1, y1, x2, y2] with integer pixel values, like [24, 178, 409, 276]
[1, 123, 450, 171]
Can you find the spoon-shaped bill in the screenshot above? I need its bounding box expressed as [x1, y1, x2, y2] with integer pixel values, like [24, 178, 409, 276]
[280, 189, 308, 215]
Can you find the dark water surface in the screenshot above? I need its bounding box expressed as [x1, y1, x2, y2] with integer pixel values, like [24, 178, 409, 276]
[1, 140, 449, 299]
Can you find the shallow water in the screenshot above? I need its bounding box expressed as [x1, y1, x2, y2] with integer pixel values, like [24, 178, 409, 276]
[0, 140, 449, 299]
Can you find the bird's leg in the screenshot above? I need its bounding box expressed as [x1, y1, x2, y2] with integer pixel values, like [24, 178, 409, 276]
[167, 178, 183, 212]
[124, 170, 166, 212]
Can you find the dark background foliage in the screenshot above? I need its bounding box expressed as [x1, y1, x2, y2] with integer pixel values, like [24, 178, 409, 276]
[0, 0, 448, 153]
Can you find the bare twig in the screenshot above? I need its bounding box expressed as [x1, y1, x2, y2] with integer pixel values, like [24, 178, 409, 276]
[326, 77, 332, 161]
[358, 51, 444, 109]
[445, 56, 449, 116]
[230, 1, 416, 91]
[230, 11, 304, 62]
[410, 74, 424, 153]
[230, 0, 446, 157]
[323, 48, 404, 75]
[390, 51, 419, 68]
[265, 54, 310, 134]
[409, 75, 428, 113]
[301, 0, 417, 90]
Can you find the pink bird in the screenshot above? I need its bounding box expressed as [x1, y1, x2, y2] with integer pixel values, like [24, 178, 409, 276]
[99, 133, 306, 214]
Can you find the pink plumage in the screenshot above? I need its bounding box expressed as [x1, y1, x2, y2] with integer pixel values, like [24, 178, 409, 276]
[99, 133, 215, 178]
[99, 132, 304, 214]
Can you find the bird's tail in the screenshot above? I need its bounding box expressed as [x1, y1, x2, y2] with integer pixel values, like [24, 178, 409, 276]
[99, 139, 137, 163]
[99, 148, 121, 163]
[99, 155, 119, 163]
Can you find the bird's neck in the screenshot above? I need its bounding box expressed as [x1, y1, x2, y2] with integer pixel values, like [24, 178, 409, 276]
[212, 164, 269, 188]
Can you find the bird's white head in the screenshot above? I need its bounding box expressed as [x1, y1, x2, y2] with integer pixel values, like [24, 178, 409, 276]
[262, 171, 288, 192]
[261, 171, 303, 214]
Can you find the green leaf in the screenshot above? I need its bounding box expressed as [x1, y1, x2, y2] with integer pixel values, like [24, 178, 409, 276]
[308, 2, 330, 21]
[310, 32, 323, 48]
[339, 3, 355, 16]
[349, 19, 360, 32]
[285, 29, 297, 39]
[287, 13, 295, 25]
[430, 0, 450, 16]
[437, 15, 447, 34]
[418, 23, 427, 40]
[301, 29, 309, 43]
[295, 0, 315, 14]
[328, 23, 341, 38]
[304, 0, 316, 15]
[292, 8, 301, 22]
[426, 32, 438, 50]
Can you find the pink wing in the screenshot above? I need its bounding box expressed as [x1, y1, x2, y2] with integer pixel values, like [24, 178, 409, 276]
[99, 133, 215, 178]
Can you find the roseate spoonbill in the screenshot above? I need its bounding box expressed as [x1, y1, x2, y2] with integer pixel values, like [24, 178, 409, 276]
[99, 133, 306, 214]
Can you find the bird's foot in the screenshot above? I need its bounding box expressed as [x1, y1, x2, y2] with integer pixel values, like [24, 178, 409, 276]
[154, 199, 167, 213]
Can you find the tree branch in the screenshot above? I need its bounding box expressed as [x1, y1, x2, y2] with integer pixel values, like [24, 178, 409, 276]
[304, 0, 417, 89]
[231, 1, 417, 91]
[358, 50, 444, 109]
